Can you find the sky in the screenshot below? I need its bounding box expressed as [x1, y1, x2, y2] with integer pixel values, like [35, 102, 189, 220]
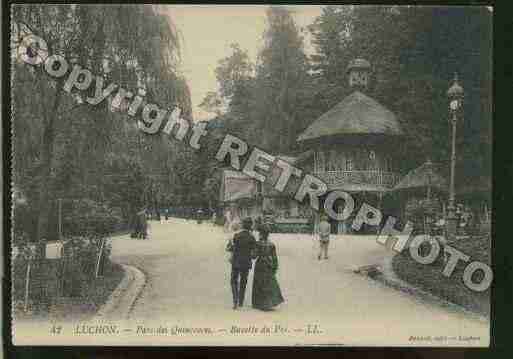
[163, 5, 322, 121]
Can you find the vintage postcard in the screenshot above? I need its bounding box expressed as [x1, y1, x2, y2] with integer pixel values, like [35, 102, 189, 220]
[9, 4, 492, 346]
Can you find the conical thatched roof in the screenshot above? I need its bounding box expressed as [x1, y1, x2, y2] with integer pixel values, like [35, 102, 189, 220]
[297, 91, 403, 142]
[393, 161, 447, 192]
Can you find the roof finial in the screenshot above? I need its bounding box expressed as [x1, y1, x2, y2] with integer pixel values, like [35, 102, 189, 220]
[447, 72, 464, 97]
[347, 58, 371, 92]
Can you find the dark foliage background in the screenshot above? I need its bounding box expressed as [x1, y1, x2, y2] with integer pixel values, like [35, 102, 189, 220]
[201, 6, 491, 195]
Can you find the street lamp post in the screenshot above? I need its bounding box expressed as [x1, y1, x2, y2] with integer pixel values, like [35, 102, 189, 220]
[446, 73, 464, 240]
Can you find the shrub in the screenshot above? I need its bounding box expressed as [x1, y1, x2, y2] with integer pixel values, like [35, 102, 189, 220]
[60, 235, 112, 297]
[392, 234, 491, 315]
[12, 239, 36, 300]
[12, 198, 122, 316]
[63, 199, 123, 237]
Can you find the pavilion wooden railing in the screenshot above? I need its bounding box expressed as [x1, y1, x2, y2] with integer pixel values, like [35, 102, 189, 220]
[313, 170, 400, 188]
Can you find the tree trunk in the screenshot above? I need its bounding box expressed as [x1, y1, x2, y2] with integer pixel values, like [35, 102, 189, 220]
[35, 81, 63, 258]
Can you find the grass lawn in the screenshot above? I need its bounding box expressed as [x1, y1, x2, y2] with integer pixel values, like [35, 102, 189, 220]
[392, 234, 490, 316]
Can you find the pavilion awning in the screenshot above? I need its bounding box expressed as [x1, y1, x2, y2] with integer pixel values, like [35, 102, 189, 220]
[219, 170, 258, 203]
[393, 161, 448, 192]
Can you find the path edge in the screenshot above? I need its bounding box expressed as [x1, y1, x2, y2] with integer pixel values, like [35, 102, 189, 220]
[94, 264, 146, 320]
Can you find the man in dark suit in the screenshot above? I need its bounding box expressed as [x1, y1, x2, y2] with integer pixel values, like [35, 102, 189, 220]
[229, 217, 257, 310]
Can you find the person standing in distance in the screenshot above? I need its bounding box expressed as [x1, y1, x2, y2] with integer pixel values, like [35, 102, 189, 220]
[318, 215, 331, 260]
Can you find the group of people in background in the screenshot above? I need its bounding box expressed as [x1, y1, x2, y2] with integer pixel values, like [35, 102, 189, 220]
[148, 206, 215, 220]
[432, 204, 485, 236]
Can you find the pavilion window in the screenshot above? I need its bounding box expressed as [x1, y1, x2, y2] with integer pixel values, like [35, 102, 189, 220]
[388, 157, 394, 172]
[290, 200, 299, 217]
[317, 151, 326, 172]
[257, 181, 263, 196]
[328, 150, 338, 171]
[354, 150, 363, 170]
[346, 157, 353, 171]
[339, 152, 346, 171]
[362, 149, 368, 170]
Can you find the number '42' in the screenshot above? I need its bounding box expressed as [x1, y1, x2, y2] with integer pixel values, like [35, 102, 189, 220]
[50, 325, 62, 335]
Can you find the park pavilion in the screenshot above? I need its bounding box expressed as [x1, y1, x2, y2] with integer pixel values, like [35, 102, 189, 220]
[220, 58, 418, 234]
[295, 58, 407, 234]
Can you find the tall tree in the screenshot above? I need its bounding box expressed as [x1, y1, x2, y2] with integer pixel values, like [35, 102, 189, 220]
[308, 5, 492, 182]
[199, 91, 224, 117]
[254, 6, 309, 152]
[214, 43, 255, 121]
[308, 5, 355, 107]
[12, 5, 187, 246]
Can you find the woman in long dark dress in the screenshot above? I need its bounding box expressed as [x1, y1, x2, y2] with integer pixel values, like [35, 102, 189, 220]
[252, 225, 284, 311]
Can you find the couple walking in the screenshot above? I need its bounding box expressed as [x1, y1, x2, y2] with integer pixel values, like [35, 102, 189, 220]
[226, 217, 284, 311]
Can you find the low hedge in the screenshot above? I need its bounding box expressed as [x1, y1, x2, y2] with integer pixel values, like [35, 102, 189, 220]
[392, 234, 491, 315]
[270, 222, 314, 234]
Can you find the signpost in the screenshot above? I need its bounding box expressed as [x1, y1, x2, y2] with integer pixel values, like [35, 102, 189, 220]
[95, 238, 106, 278]
[24, 254, 32, 313]
[58, 198, 62, 241]
[15, 242, 64, 310]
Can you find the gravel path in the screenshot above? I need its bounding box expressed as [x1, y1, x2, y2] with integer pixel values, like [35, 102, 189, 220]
[108, 218, 489, 346]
